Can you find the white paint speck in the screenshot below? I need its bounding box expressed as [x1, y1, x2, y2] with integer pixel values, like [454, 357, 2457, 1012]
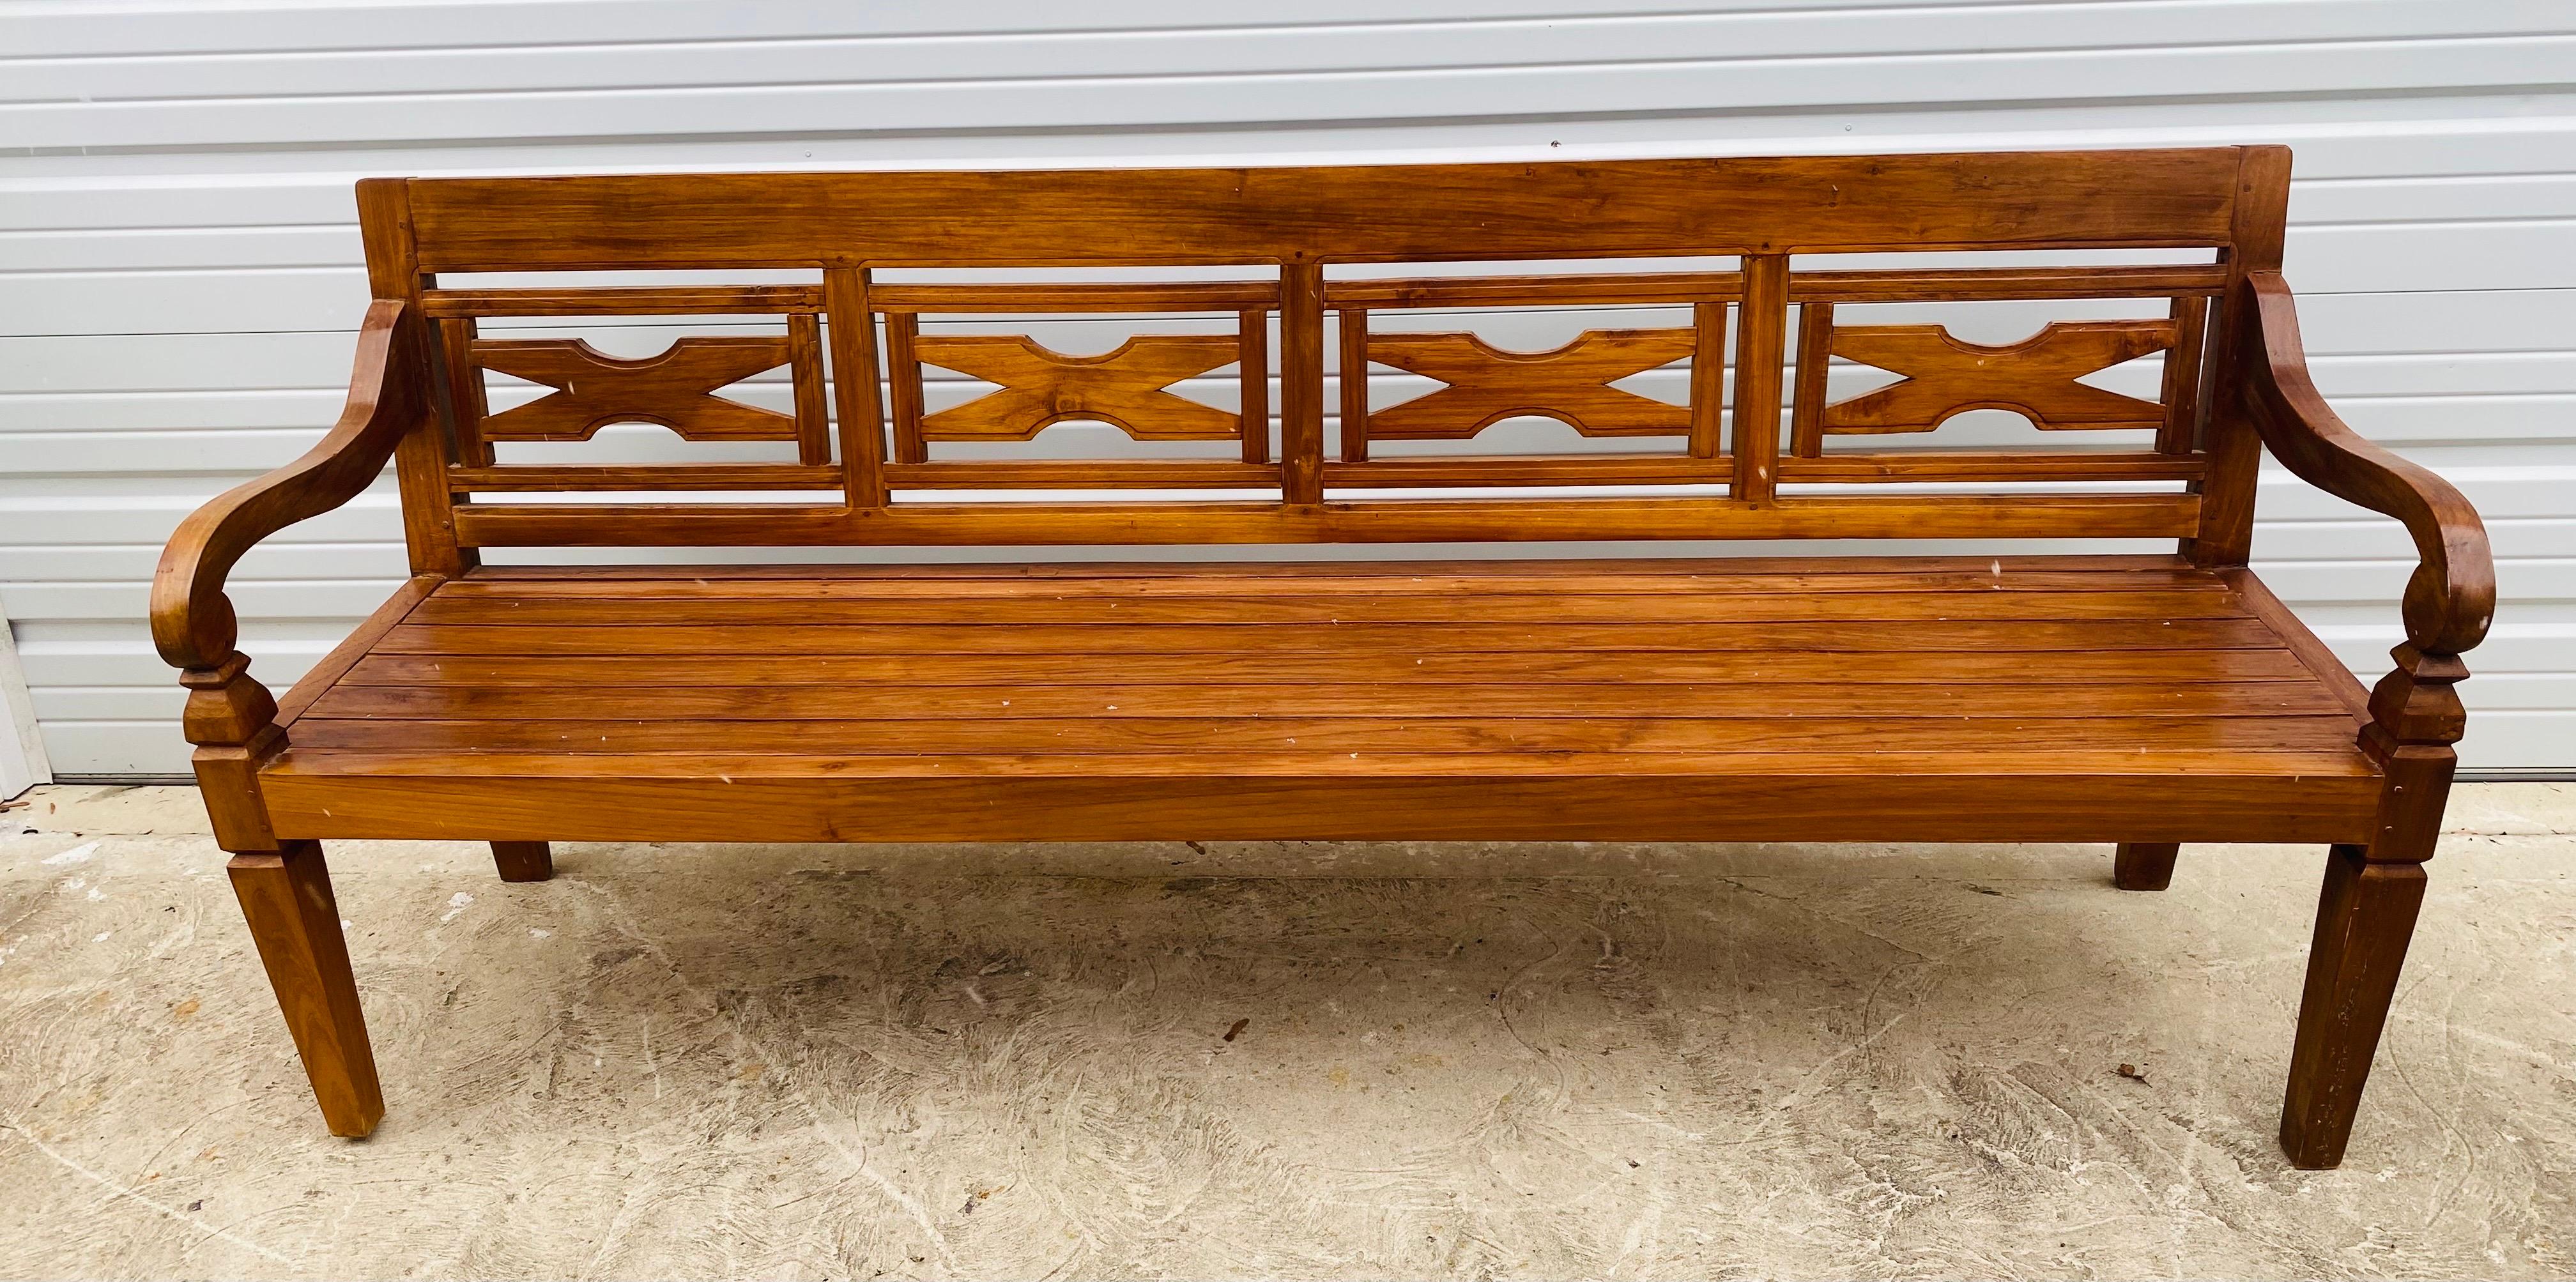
[440, 891, 475, 923]
[84, 888, 103, 902]
[530, 928, 552, 940]
[91, 931, 111, 943]
[42, 842, 99, 866]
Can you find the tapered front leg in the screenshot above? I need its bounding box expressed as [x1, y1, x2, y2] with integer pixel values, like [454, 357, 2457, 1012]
[2275, 642, 2465, 1168]
[490, 841, 553, 882]
[2113, 842, 2178, 891]
[228, 839, 383, 1138]
[2279, 843, 2426, 1168]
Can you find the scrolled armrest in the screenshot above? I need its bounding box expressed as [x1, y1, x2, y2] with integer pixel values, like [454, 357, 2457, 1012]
[152, 299, 426, 669]
[2239, 271, 2494, 655]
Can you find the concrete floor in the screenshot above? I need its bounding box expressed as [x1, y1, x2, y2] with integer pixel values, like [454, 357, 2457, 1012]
[0, 784, 2570, 1279]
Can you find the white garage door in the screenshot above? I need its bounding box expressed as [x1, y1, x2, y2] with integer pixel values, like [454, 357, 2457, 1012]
[2, 1, 2570, 777]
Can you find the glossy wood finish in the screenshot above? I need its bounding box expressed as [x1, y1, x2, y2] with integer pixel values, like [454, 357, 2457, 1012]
[1817, 319, 2175, 435]
[2281, 846, 2426, 1168]
[2114, 842, 2180, 890]
[1361, 330, 1697, 439]
[153, 300, 423, 670]
[470, 336, 801, 441]
[260, 559, 2380, 847]
[227, 841, 382, 1137]
[153, 148, 2499, 1165]
[1730, 255, 1789, 503]
[402, 151, 2246, 270]
[912, 335, 1246, 441]
[490, 841, 553, 883]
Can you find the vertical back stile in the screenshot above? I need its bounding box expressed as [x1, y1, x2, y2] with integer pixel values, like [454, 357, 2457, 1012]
[823, 267, 890, 507]
[2191, 144, 2291, 566]
[436, 317, 493, 468]
[355, 178, 473, 575]
[1337, 307, 1370, 464]
[1238, 308, 1271, 465]
[1788, 301, 1834, 459]
[882, 311, 926, 465]
[2158, 294, 2211, 455]
[1731, 254, 1791, 502]
[1280, 264, 1326, 504]
[1689, 301, 1727, 460]
[788, 312, 833, 465]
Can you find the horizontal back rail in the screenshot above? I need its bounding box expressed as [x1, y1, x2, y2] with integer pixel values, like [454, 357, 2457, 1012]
[402, 151, 2248, 270]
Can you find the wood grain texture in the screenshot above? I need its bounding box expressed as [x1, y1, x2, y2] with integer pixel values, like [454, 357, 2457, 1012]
[260, 770, 2377, 845]
[420, 284, 823, 317]
[822, 266, 888, 508]
[154, 149, 2478, 1167]
[227, 841, 382, 1138]
[913, 335, 1244, 441]
[470, 336, 797, 441]
[2238, 271, 2492, 655]
[2280, 847, 2426, 1169]
[1731, 255, 1789, 501]
[262, 560, 2377, 851]
[2186, 144, 2292, 569]
[152, 299, 425, 669]
[356, 177, 472, 579]
[399, 150, 2249, 270]
[1819, 320, 2174, 435]
[489, 840, 553, 883]
[1361, 330, 1696, 440]
[447, 494, 2204, 546]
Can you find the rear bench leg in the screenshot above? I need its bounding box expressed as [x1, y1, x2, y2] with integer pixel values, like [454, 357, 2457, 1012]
[2113, 842, 2179, 890]
[228, 839, 385, 1138]
[490, 841, 553, 883]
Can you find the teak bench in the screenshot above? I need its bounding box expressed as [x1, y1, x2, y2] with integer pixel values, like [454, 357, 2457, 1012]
[154, 149, 2491, 1168]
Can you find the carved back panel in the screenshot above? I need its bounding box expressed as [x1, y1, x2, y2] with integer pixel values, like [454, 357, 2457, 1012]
[364, 148, 2287, 552]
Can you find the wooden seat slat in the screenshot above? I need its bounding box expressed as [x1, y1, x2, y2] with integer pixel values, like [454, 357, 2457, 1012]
[304, 679, 2350, 722]
[429, 568, 2234, 600]
[457, 553, 2205, 582]
[339, 647, 2319, 688]
[285, 713, 2365, 758]
[268, 747, 2375, 780]
[376, 618, 2292, 657]
[401, 590, 2250, 627]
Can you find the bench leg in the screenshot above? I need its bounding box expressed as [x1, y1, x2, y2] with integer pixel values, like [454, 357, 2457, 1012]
[227, 839, 384, 1138]
[2113, 842, 2178, 890]
[2279, 843, 2426, 1169]
[490, 841, 553, 883]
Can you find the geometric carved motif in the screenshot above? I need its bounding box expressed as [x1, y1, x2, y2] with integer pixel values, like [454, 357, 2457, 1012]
[1820, 319, 2175, 434]
[1363, 329, 1696, 439]
[915, 335, 1243, 441]
[470, 336, 798, 441]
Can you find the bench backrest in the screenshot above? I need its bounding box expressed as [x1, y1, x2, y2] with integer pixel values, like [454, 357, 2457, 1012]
[358, 147, 2290, 565]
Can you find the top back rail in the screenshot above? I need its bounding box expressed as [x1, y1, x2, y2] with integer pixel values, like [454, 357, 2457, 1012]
[365, 148, 2283, 553]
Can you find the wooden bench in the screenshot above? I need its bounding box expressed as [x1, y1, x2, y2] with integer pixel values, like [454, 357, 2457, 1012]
[153, 149, 2492, 1168]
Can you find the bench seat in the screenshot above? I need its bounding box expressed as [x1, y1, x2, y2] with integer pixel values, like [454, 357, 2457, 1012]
[257, 554, 2382, 845]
